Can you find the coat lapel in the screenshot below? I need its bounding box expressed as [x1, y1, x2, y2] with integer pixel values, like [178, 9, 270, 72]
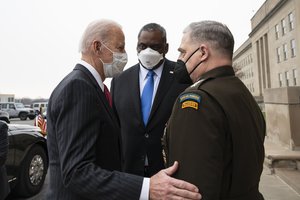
[148, 60, 174, 125]
[74, 64, 119, 125]
[130, 65, 144, 125]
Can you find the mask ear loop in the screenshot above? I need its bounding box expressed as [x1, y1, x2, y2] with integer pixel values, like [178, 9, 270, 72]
[100, 41, 113, 53]
[189, 60, 203, 75]
[184, 47, 200, 64]
[184, 47, 202, 75]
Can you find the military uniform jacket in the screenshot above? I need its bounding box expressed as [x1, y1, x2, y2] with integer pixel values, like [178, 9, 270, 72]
[164, 66, 265, 200]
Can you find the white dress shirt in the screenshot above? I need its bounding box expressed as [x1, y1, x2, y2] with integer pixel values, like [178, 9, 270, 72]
[139, 63, 164, 105]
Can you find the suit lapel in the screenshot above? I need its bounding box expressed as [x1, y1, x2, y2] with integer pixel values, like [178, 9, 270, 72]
[148, 60, 174, 125]
[74, 64, 119, 125]
[130, 65, 144, 124]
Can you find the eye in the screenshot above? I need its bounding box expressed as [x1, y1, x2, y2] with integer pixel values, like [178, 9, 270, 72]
[150, 44, 163, 51]
[137, 44, 147, 50]
[177, 50, 186, 60]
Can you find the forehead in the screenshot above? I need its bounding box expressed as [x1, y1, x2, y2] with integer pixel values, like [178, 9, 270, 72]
[179, 32, 197, 50]
[109, 27, 125, 45]
[138, 30, 164, 44]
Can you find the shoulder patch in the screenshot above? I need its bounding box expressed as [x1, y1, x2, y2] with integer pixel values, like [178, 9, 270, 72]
[179, 93, 201, 110]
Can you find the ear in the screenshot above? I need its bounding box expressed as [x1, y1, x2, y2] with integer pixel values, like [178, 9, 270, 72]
[199, 44, 209, 60]
[164, 43, 169, 54]
[92, 40, 101, 55]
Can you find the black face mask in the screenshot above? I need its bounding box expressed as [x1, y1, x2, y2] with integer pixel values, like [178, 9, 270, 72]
[174, 48, 203, 84]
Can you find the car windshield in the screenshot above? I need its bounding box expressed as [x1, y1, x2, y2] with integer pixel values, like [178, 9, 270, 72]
[15, 103, 25, 109]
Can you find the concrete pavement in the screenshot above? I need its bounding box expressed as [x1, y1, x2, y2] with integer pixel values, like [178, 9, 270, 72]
[260, 167, 300, 200]
[261, 137, 300, 200]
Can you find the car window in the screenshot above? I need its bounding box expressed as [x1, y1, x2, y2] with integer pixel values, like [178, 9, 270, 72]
[15, 103, 25, 108]
[9, 104, 15, 109]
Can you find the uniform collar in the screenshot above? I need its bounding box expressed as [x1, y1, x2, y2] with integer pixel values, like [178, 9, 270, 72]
[199, 65, 234, 80]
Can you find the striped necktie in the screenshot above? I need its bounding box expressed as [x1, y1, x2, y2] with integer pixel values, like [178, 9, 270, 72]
[103, 84, 112, 107]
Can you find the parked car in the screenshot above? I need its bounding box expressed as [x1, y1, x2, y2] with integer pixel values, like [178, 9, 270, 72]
[5, 123, 48, 198]
[0, 110, 10, 123]
[0, 102, 35, 120]
[32, 102, 48, 115]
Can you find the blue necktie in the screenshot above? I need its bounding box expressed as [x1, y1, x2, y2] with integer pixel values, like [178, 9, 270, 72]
[141, 70, 154, 125]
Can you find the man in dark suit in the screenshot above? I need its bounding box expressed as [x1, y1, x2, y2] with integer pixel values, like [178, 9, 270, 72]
[46, 19, 201, 200]
[111, 23, 189, 177]
[0, 121, 10, 200]
[163, 20, 265, 200]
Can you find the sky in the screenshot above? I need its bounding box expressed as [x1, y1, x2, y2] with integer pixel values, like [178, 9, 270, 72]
[0, 0, 265, 99]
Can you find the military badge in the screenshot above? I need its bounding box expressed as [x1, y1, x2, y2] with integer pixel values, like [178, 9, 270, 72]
[179, 93, 201, 110]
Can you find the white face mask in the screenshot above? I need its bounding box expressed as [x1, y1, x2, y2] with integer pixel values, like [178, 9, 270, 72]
[138, 47, 163, 69]
[100, 43, 128, 78]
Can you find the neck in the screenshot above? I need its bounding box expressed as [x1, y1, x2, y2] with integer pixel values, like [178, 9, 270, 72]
[205, 59, 232, 72]
[191, 57, 232, 82]
[81, 54, 106, 81]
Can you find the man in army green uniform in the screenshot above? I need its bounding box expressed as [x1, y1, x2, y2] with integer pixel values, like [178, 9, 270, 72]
[163, 20, 265, 200]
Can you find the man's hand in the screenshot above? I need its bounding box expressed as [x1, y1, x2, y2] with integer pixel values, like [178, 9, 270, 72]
[149, 161, 202, 200]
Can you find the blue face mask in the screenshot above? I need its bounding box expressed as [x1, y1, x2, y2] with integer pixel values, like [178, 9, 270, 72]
[99, 42, 128, 78]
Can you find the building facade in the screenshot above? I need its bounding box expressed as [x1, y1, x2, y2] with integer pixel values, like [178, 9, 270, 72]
[0, 94, 15, 103]
[233, 0, 300, 150]
[234, 0, 299, 96]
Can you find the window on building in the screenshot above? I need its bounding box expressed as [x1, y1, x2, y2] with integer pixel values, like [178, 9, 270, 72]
[281, 18, 286, 36]
[8, 97, 14, 102]
[276, 47, 281, 63]
[291, 39, 296, 57]
[292, 68, 298, 86]
[283, 44, 288, 60]
[279, 73, 283, 87]
[285, 71, 289, 86]
[275, 24, 279, 39]
[288, 12, 294, 31]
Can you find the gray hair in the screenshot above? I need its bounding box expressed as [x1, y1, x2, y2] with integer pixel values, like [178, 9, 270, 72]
[184, 20, 234, 57]
[79, 19, 122, 53]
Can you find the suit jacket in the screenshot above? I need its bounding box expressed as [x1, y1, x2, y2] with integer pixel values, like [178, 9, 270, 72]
[111, 59, 189, 176]
[46, 64, 143, 200]
[165, 66, 265, 200]
[0, 121, 10, 200]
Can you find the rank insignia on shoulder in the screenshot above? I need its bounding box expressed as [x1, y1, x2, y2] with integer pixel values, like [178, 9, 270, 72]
[179, 93, 201, 110]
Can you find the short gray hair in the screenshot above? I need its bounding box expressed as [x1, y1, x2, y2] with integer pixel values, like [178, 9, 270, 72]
[184, 20, 234, 57]
[138, 23, 167, 43]
[79, 19, 122, 53]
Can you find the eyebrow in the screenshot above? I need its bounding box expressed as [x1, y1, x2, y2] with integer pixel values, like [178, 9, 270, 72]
[177, 47, 185, 53]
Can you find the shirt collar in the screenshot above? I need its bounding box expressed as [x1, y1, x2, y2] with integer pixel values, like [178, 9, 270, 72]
[78, 59, 104, 91]
[139, 61, 164, 80]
